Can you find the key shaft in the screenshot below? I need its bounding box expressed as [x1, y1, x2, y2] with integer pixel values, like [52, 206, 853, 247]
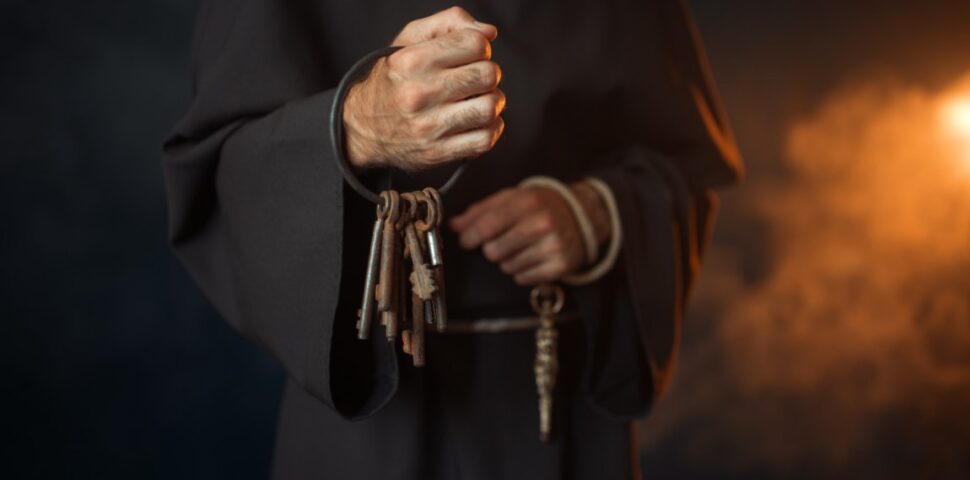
[356, 216, 384, 339]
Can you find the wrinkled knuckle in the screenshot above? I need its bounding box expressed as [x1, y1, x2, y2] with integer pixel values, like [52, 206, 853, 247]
[546, 255, 566, 275]
[411, 116, 438, 139]
[469, 102, 494, 126]
[475, 62, 498, 88]
[458, 136, 485, 157]
[481, 95, 499, 120]
[446, 6, 472, 20]
[469, 133, 493, 155]
[440, 73, 461, 98]
[482, 243, 502, 262]
[477, 220, 497, 239]
[549, 258, 567, 274]
[424, 144, 447, 164]
[518, 190, 539, 210]
[483, 62, 501, 88]
[547, 238, 564, 255]
[458, 30, 489, 57]
[455, 68, 482, 93]
[533, 214, 553, 233]
[396, 83, 428, 112]
[389, 49, 422, 74]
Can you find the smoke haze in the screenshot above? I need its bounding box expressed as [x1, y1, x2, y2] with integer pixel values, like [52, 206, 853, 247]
[641, 74, 970, 479]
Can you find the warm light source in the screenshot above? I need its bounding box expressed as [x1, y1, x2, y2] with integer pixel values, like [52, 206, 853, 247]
[940, 92, 970, 174]
[943, 96, 970, 137]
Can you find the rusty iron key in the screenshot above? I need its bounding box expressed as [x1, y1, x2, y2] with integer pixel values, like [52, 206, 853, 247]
[401, 193, 437, 302]
[376, 191, 401, 341]
[356, 194, 391, 339]
[402, 192, 437, 366]
[413, 191, 439, 328]
[422, 187, 448, 332]
[357, 189, 453, 369]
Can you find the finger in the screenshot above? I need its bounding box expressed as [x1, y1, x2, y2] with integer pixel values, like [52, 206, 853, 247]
[435, 61, 502, 103]
[514, 259, 567, 287]
[434, 90, 505, 135]
[425, 29, 492, 68]
[387, 29, 491, 77]
[395, 6, 498, 45]
[457, 190, 531, 249]
[432, 116, 504, 166]
[499, 234, 557, 277]
[481, 212, 552, 263]
[450, 187, 517, 231]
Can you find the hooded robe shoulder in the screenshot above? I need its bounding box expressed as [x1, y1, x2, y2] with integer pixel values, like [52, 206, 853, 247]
[162, 0, 742, 478]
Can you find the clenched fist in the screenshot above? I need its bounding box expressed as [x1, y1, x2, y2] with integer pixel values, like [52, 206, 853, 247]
[450, 182, 612, 286]
[343, 7, 506, 171]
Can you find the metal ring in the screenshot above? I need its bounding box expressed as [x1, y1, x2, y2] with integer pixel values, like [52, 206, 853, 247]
[423, 187, 444, 227]
[530, 285, 565, 315]
[329, 45, 467, 204]
[378, 190, 400, 224]
[413, 191, 437, 233]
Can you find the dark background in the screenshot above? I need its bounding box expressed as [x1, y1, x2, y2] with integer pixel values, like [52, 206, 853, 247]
[2, 1, 969, 478]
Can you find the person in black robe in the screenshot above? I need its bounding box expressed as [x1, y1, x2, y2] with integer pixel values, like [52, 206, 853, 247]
[162, 1, 742, 478]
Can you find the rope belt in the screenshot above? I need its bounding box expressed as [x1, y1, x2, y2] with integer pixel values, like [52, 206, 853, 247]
[439, 312, 579, 334]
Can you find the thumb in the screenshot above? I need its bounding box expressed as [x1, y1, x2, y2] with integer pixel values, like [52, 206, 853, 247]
[395, 6, 498, 46]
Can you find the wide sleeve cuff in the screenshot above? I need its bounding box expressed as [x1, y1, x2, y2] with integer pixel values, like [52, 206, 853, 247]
[570, 145, 714, 420]
[165, 87, 400, 420]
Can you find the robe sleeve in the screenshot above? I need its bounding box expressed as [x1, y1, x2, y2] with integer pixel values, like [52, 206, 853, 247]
[161, 0, 397, 419]
[573, 0, 743, 420]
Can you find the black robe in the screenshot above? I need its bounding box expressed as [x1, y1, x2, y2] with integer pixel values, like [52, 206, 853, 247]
[162, 0, 742, 478]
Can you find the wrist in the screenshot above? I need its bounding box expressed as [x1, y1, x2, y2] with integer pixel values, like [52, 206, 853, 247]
[570, 180, 611, 249]
[342, 92, 370, 169]
[342, 83, 377, 170]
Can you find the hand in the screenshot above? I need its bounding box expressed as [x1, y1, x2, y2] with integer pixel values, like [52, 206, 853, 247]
[343, 7, 506, 171]
[449, 182, 611, 286]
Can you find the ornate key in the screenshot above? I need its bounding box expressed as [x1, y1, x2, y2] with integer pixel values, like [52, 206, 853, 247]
[413, 191, 440, 328]
[422, 187, 448, 332]
[376, 191, 401, 341]
[400, 193, 437, 301]
[356, 194, 390, 339]
[531, 284, 564, 442]
[403, 192, 438, 366]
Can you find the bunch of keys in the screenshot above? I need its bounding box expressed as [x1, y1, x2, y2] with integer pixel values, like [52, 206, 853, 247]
[356, 187, 449, 366]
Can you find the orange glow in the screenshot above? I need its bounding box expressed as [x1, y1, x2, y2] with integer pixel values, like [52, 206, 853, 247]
[940, 88, 970, 174]
[642, 72, 970, 473]
[943, 96, 970, 135]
